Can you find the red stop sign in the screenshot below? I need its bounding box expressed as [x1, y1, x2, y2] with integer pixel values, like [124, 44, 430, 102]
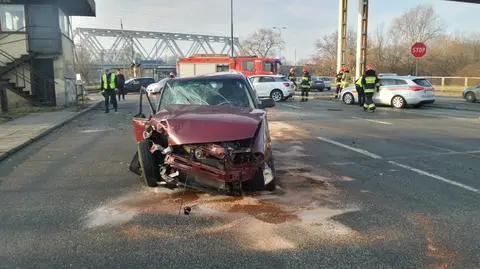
[411, 42, 427, 58]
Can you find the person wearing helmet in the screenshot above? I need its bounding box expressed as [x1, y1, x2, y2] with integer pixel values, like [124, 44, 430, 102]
[340, 66, 352, 91]
[287, 67, 297, 90]
[361, 64, 379, 112]
[334, 67, 344, 99]
[299, 68, 312, 102]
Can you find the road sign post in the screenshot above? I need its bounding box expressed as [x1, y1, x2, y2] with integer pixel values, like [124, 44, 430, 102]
[411, 42, 427, 76]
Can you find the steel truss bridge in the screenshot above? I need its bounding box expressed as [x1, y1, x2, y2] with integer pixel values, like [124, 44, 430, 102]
[73, 28, 242, 67]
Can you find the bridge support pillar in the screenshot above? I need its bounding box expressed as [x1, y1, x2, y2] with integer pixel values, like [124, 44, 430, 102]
[337, 0, 348, 73]
[355, 0, 369, 79]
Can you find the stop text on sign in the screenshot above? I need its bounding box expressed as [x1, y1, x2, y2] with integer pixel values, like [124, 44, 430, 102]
[411, 42, 427, 58]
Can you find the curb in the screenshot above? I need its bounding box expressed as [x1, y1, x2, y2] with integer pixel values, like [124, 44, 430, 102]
[0, 101, 102, 163]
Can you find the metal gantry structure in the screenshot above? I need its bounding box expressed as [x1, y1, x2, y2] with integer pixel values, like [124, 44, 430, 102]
[73, 28, 242, 66]
[339, 0, 480, 78]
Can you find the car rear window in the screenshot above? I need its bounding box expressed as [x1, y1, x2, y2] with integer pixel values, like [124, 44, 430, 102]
[413, 79, 432, 87]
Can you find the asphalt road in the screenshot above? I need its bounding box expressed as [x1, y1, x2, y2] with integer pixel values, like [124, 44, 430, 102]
[0, 95, 479, 269]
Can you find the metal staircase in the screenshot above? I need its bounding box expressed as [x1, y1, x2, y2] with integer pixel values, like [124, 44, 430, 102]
[0, 50, 38, 101]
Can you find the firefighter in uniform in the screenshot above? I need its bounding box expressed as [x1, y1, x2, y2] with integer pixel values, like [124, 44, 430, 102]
[355, 74, 365, 107]
[100, 69, 117, 113]
[361, 64, 379, 112]
[287, 68, 297, 91]
[299, 68, 312, 102]
[334, 67, 344, 98]
[340, 66, 352, 91]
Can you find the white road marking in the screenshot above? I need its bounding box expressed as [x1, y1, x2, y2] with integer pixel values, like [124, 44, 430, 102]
[351, 116, 392, 125]
[315, 136, 480, 195]
[316, 137, 383, 159]
[388, 161, 480, 194]
[283, 104, 303, 109]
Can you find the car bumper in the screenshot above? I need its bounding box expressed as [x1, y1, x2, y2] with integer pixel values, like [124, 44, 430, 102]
[404, 95, 436, 105]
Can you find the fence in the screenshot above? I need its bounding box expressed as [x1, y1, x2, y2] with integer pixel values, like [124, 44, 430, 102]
[422, 77, 480, 92]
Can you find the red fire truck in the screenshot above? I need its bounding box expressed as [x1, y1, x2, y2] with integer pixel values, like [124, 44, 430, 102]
[176, 54, 282, 77]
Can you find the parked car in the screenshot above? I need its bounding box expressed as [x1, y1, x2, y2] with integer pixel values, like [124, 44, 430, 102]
[145, 77, 171, 94]
[249, 75, 294, 102]
[316, 76, 332, 91]
[340, 75, 436, 108]
[124, 77, 156, 93]
[310, 76, 326, 92]
[463, 84, 479, 103]
[129, 72, 277, 196]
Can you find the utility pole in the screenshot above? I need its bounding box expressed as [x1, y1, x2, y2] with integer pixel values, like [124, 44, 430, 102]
[273, 26, 286, 57]
[230, 0, 234, 57]
[337, 0, 348, 73]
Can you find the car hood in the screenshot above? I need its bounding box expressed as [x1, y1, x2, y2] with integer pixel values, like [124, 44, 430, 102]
[151, 105, 265, 145]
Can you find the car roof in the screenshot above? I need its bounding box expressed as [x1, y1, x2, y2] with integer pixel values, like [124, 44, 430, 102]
[173, 72, 248, 81]
[249, 74, 285, 78]
[379, 75, 425, 80]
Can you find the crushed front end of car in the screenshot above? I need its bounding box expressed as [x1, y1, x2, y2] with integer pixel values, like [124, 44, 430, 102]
[129, 104, 275, 196]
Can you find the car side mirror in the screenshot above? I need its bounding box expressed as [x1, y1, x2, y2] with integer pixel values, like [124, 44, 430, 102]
[258, 98, 275, 109]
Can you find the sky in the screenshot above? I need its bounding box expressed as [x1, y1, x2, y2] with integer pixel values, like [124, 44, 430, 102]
[71, 0, 480, 62]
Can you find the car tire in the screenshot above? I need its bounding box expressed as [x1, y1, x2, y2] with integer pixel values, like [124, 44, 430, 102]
[137, 139, 159, 187]
[264, 157, 276, 191]
[465, 92, 476, 103]
[270, 89, 284, 102]
[391, 95, 407, 109]
[243, 157, 276, 192]
[342, 92, 354, 105]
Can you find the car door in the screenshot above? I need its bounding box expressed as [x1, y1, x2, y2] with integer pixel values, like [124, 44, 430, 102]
[251, 76, 267, 97]
[375, 78, 396, 105]
[258, 76, 276, 96]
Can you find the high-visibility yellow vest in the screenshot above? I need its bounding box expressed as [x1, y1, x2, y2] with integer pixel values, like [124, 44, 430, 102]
[355, 76, 363, 87]
[341, 72, 352, 88]
[364, 76, 378, 93]
[102, 73, 117, 89]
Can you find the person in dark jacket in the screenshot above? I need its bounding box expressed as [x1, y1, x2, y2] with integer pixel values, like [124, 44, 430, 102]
[361, 64, 379, 112]
[299, 68, 312, 102]
[100, 69, 117, 113]
[334, 67, 344, 99]
[116, 69, 126, 101]
[287, 68, 297, 90]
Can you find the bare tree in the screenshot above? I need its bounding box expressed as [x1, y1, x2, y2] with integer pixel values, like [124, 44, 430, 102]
[311, 29, 357, 75]
[390, 4, 444, 44]
[241, 28, 285, 57]
[74, 45, 93, 85]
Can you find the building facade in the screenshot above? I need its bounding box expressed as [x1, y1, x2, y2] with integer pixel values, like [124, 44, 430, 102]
[0, 0, 95, 106]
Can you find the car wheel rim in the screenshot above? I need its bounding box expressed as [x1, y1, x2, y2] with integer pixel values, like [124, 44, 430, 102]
[272, 91, 282, 102]
[466, 93, 473, 101]
[344, 94, 352, 104]
[393, 97, 404, 108]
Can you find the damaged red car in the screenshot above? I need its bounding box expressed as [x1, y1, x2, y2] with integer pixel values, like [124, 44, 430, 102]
[129, 72, 277, 196]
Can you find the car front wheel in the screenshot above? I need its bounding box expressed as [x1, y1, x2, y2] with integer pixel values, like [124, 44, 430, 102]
[342, 92, 354, 105]
[270, 89, 284, 102]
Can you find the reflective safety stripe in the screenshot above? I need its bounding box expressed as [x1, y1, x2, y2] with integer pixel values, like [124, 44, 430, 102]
[365, 76, 377, 84]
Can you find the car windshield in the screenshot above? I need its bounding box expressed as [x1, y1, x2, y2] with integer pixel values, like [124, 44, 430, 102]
[158, 77, 255, 111]
[125, 78, 134, 84]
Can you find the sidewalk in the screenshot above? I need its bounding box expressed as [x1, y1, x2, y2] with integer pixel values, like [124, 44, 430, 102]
[0, 97, 102, 162]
